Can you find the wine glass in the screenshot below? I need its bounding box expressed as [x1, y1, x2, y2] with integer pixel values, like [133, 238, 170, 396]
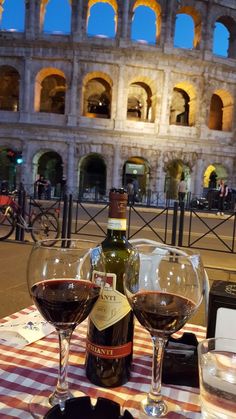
[123, 243, 205, 418]
[27, 238, 105, 418]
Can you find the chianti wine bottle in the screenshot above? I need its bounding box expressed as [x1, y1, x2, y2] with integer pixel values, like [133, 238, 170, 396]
[85, 188, 134, 387]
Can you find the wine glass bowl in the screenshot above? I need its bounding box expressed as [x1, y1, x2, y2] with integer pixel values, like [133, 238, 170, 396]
[124, 244, 205, 418]
[27, 238, 105, 418]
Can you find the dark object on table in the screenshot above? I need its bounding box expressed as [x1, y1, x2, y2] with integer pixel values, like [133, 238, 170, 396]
[44, 396, 134, 419]
[162, 332, 199, 388]
[207, 280, 236, 338]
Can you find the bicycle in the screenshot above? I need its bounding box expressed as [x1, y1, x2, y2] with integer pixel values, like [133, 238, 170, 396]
[0, 193, 60, 243]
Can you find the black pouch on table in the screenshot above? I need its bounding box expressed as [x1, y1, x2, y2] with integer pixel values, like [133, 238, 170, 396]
[162, 332, 199, 388]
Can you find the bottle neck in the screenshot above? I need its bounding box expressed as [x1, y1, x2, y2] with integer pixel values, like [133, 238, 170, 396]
[106, 216, 127, 239]
[106, 228, 127, 239]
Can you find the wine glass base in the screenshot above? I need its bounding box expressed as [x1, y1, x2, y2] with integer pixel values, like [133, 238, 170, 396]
[123, 394, 186, 418]
[29, 389, 85, 418]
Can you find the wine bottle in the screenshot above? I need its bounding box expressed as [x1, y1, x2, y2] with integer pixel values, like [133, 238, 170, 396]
[85, 188, 134, 387]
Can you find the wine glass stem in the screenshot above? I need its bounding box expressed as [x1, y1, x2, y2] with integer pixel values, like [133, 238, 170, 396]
[49, 328, 73, 409]
[149, 336, 167, 403]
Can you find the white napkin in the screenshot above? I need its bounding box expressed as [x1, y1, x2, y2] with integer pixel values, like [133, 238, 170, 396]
[0, 310, 54, 348]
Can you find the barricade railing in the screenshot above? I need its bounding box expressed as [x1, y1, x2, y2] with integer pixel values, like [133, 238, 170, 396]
[2, 192, 236, 254]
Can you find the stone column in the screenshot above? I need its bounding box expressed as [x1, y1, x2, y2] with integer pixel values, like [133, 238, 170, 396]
[193, 157, 204, 196]
[25, 0, 35, 39]
[159, 69, 171, 133]
[66, 142, 75, 195]
[120, 0, 129, 39]
[156, 156, 165, 203]
[20, 57, 32, 122]
[67, 56, 79, 126]
[114, 64, 127, 130]
[112, 143, 121, 188]
[71, 0, 82, 41]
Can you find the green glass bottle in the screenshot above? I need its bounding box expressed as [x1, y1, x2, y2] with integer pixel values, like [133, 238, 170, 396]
[85, 188, 134, 387]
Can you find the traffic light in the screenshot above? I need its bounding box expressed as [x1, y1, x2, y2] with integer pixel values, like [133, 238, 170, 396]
[6, 149, 23, 164]
[16, 153, 23, 164]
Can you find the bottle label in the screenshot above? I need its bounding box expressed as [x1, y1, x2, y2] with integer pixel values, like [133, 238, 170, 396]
[90, 272, 131, 331]
[86, 340, 132, 359]
[107, 217, 126, 231]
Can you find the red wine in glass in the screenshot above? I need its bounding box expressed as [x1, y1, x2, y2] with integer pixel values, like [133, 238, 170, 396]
[131, 291, 196, 336]
[27, 239, 105, 418]
[123, 243, 205, 418]
[31, 279, 101, 329]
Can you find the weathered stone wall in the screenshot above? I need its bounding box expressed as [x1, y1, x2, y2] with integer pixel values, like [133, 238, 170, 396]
[0, 0, 235, 197]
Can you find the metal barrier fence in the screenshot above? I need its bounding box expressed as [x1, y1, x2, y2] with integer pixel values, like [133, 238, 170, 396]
[61, 196, 236, 254]
[5, 191, 236, 254]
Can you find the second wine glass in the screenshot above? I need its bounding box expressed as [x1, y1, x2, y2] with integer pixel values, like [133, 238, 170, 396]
[123, 243, 205, 418]
[27, 238, 105, 418]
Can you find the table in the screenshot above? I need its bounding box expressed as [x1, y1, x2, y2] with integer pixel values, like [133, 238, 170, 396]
[0, 306, 206, 418]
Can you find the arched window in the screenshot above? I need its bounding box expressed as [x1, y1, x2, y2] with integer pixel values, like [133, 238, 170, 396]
[0, 65, 19, 111]
[213, 22, 229, 57]
[208, 94, 223, 131]
[39, 74, 66, 114]
[174, 14, 194, 49]
[87, 2, 116, 38]
[212, 16, 236, 59]
[170, 88, 190, 126]
[83, 77, 111, 119]
[43, 0, 71, 34]
[208, 90, 233, 132]
[131, 5, 156, 44]
[0, 0, 25, 32]
[127, 82, 153, 122]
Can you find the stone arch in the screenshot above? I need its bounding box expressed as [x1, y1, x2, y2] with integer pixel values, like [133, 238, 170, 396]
[32, 149, 64, 197]
[214, 15, 236, 59]
[87, 0, 118, 35]
[0, 65, 20, 111]
[170, 82, 197, 126]
[164, 158, 191, 200]
[203, 163, 228, 189]
[127, 76, 155, 122]
[34, 67, 67, 113]
[78, 152, 107, 198]
[42, 0, 71, 34]
[0, 0, 25, 32]
[123, 156, 150, 200]
[131, 0, 162, 44]
[82, 72, 112, 119]
[208, 89, 233, 132]
[175, 5, 202, 49]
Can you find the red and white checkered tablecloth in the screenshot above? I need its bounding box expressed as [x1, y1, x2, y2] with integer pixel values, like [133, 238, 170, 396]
[0, 306, 206, 418]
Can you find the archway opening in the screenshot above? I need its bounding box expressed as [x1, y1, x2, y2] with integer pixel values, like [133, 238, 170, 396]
[36, 151, 63, 198]
[123, 156, 150, 202]
[165, 160, 190, 200]
[79, 153, 107, 199]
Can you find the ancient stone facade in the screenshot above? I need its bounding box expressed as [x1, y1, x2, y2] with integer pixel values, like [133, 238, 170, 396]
[0, 0, 236, 202]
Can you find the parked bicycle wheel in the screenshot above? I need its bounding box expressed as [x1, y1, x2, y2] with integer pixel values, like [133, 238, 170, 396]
[31, 212, 60, 243]
[0, 206, 15, 240]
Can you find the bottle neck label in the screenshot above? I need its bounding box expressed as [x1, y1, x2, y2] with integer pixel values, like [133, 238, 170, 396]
[90, 272, 131, 331]
[107, 217, 126, 231]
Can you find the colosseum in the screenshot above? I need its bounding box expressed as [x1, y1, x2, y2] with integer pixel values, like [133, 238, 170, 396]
[0, 0, 235, 203]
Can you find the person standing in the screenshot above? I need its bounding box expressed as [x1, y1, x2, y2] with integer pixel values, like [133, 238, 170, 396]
[178, 176, 187, 204]
[35, 175, 46, 200]
[217, 179, 228, 215]
[126, 180, 134, 205]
